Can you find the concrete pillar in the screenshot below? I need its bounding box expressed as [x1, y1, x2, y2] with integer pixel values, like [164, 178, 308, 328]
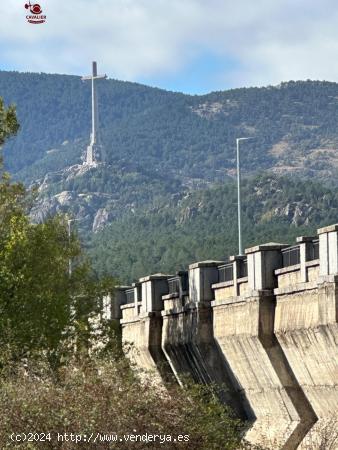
[229, 255, 246, 295]
[139, 274, 171, 313]
[296, 236, 315, 282]
[189, 260, 223, 303]
[114, 286, 130, 320]
[246, 243, 287, 291]
[96, 287, 126, 352]
[318, 223, 338, 276]
[131, 282, 141, 316]
[120, 274, 173, 384]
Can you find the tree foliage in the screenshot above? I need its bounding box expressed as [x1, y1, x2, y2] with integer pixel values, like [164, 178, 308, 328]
[1, 72, 338, 186]
[89, 173, 338, 283]
[0, 97, 19, 148]
[0, 98, 116, 370]
[2, 74, 338, 284]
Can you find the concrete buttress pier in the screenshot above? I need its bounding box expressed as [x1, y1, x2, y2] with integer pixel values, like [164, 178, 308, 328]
[120, 275, 173, 383]
[211, 245, 311, 449]
[161, 264, 247, 418]
[274, 226, 338, 448]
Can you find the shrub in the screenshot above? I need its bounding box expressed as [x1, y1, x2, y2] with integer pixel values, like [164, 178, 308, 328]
[0, 355, 244, 450]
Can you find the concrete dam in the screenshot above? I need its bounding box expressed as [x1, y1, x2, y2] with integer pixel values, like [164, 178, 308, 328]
[110, 223, 338, 449]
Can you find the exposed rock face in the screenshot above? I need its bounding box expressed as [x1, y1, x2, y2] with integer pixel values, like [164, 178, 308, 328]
[92, 208, 110, 232]
[54, 191, 74, 206]
[251, 177, 322, 227]
[30, 190, 114, 230]
[190, 99, 239, 119]
[272, 202, 313, 226]
[36, 164, 95, 193]
[30, 164, 111, 229]
[178, 206, 198, 223]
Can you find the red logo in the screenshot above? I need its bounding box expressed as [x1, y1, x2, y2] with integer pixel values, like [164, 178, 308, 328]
[25, 2, 46, 24]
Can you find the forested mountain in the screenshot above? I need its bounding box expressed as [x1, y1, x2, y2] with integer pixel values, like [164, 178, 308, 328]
[89, 174, 338, 282]
[1, 70, 338, 283]
[2, 71, 338, 184]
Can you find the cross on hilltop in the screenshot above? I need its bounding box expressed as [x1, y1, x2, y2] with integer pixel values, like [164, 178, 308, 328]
[82, 61, 107, 166]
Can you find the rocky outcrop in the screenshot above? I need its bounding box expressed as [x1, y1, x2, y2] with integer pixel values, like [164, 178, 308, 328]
[92, 208, 110, 232]
[29, 163, 116, 231]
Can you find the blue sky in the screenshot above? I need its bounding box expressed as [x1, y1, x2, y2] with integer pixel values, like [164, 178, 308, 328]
[1, 0, 338, 94]
[140, 52, 242, 94]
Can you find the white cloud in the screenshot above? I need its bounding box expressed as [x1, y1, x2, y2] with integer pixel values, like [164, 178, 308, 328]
[1, 0, 338, 90]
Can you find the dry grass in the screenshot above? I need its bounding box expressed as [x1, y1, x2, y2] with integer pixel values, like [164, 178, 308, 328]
[0, 356, 244, 450]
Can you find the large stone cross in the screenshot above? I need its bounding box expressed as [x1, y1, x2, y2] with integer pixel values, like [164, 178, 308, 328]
[82, 61, 107, 165]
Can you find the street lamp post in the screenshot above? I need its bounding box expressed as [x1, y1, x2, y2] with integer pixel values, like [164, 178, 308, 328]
[236, 137, 253, 255]
[68, 217, 84, 277]
[68, 219, 72, 277]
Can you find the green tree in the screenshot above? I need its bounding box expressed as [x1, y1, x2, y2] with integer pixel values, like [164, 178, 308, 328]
[0, 98, 116, 370]
[0, 97, 19, 148]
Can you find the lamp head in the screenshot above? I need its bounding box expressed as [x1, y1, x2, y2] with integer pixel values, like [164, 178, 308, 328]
[236, 137, 254, 143]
